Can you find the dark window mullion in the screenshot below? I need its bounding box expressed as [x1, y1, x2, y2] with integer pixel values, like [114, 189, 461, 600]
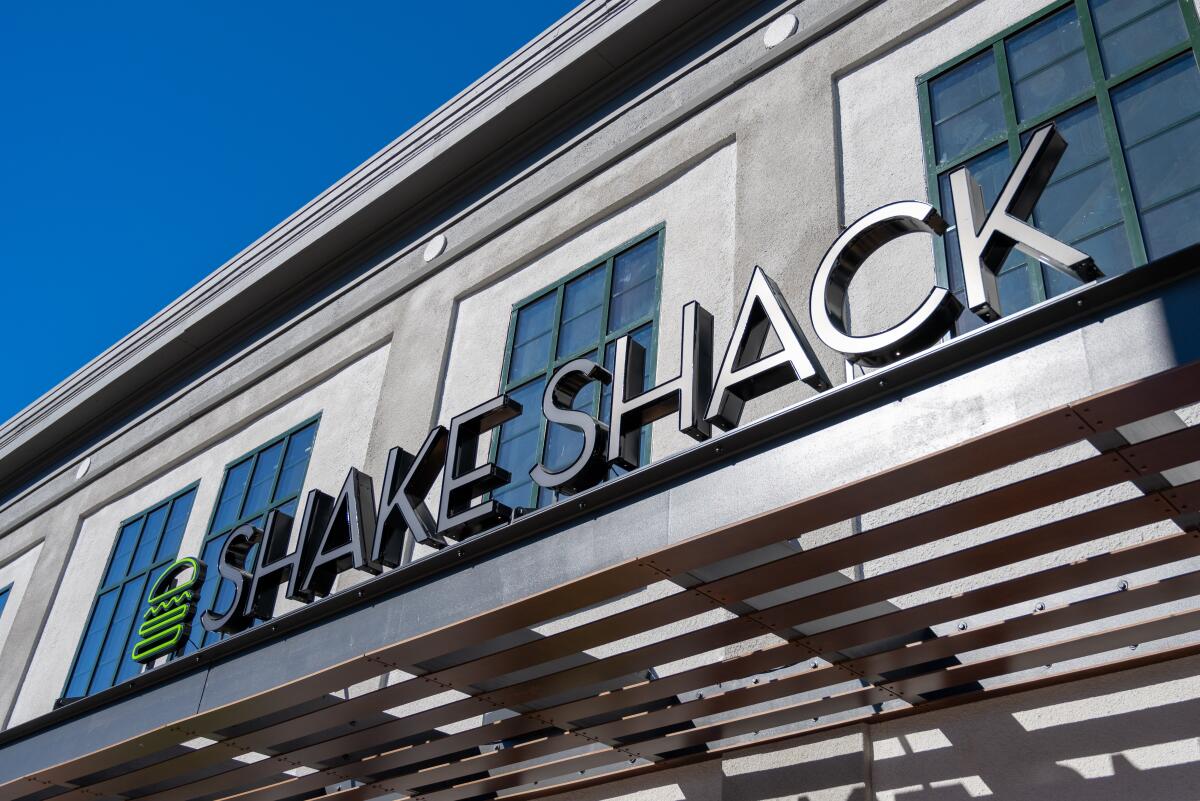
[1077, 0, 1150, 265]
[525, 286, 569, 507]
[996, 39, 1049, 304]
[918, 80, 954, 296]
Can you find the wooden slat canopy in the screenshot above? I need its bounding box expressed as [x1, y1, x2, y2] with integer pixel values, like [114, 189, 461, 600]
[4, 360, 1200, 801]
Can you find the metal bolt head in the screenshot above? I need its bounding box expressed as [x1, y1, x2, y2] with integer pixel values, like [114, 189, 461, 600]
[957, 621, 968, 631]
[1118, 580, 1129, 591]
[1035, 602, 1045, 612]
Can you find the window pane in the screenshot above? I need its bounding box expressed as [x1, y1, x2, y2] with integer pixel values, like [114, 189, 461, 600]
[998, 265, 1033, 313]
[66, 589, 118, 697]
[1091, 0, 1189, 78]
[609, 236, 659, 332]
[88, 574, 148, 693]
[0, 586, 9, 624]
[274, 422, 318, 502]
[211, 458, 253, 533]
[930, 50, 1006, 163]
[493, 378, 546, 510]
[1007, 7, 1091, 122]
[156, 490, 196, 563]
[938, 145, 1022, 296]
[242, 440, 285, 519]
[1026, 103, 1131, 279]
[557, 268, 605, 358]
[1112, 56, 1200, 259]
[129, 504, 168, 574]
[103, 520, 144, 587]
[508, 293, 555, 383]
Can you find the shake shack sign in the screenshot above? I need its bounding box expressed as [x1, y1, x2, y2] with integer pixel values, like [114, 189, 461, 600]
[181, 124, 1099, 641]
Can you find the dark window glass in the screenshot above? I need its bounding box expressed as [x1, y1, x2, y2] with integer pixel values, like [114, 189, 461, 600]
[63, 486, 197, 698]
[1006, 6, 1091, 122]
[1112, 55, 1200, 259]
[930, 50, 1006, 163]
[185, 419, 319, 654]
[493, 230, 663, 511]
[1092, 0, 1189, 78]
[921, 0, 1200, 331]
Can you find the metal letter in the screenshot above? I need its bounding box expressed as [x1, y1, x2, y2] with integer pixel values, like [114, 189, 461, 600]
[373, 428, 449, 563]
[244, 508, 312, 622]
[706, 267, 829, 430]
[809, 201, 963, 366]
[437, 395, 521, 539]
[300, 467, 381, 599]
[531, 358, 612, 494]
[951, 123, 1101, 321]
[608, 301, 713, 469]
[200, 524, 259, 634]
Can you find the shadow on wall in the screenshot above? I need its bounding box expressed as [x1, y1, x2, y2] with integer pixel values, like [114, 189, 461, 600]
[631, 657, 1200, 800]
[866, 657, 1200, 801]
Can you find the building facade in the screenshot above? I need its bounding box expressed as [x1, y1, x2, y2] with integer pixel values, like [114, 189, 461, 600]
[2, 0, 1200, 798]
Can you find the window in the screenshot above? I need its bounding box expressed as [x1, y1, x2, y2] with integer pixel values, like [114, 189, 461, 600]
[0, 583, 11, 627]
[62, 485, 197, 698]
[492, 226, 665, 510]
[185, 417, 319, 653]
[919, 0, 1200, 334]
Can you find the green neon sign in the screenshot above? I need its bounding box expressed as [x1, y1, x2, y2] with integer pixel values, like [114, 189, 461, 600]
[130, 557, 206, 664]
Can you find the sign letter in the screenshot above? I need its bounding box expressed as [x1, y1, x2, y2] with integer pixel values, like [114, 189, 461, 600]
[608, 301, 713, 469]
[809, 201, 963, 366]
[438, 395, 521, 538]
[531, 358, 612, 494]
[707, 268, 828, 430]
[951, 123, 1101, 321]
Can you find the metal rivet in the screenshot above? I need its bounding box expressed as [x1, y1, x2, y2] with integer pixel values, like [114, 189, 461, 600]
[457, 549, 464, 557]
[579, 501, 586, 510]
[1118, 580, 1129, 591]
[422, 233, 447, 262]
[957, 621, 968, 631]
[1034, 602, 1045, 612]
[878, 379, 886, 387]
[763, 13, 798, 48]
[810, 661, 818, 669]
[1130, 643, 1139, 650]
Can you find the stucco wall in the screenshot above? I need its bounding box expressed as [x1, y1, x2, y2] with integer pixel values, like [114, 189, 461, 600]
[7, 342, 390, 726]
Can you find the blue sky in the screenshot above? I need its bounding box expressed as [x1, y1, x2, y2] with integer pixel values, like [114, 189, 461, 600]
[0, 1, 574, 423]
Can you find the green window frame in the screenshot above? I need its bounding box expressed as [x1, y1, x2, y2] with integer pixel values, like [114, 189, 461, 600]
[61, 484, 198, 699]
[490, 225, 666, 511]
[184, 415, 320, 654]
[918, 0, 1200, 333]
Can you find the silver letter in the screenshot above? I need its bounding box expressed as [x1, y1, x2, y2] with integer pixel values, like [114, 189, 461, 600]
[810, 201, 963, 366]
[531, 358, 611, 494]
[608, 301, 713, 469]
[951, 123, 1101, 321]
[706, 267, 829, 431]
